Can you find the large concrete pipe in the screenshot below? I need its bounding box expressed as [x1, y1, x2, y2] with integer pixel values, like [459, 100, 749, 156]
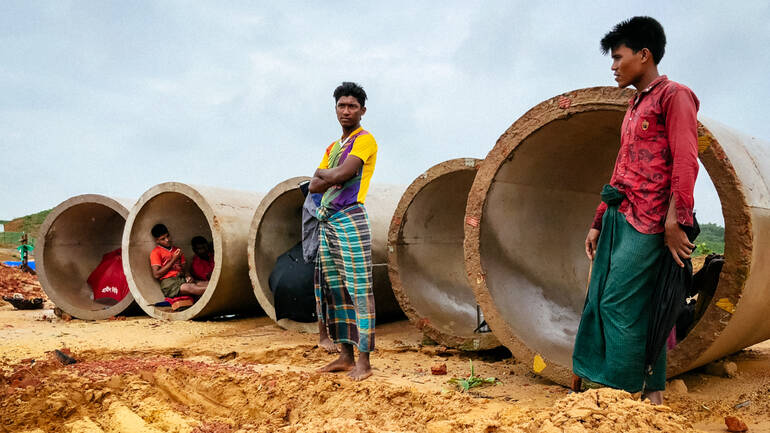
[248, 177, 406, 332]
[123, 182, 263, 320]
[36, 195, 137, 320]
[464, 86, 770, 385]
[388, 158, 499, 350]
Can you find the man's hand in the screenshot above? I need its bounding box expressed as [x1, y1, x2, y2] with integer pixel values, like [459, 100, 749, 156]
[585, 228, 600, 260]
[172, 249, 181, 260]
[309, 175, 332, 194]
[664, 222, 695, 267]
[664, 195, 695, 267]
[315, 156, 364, 186]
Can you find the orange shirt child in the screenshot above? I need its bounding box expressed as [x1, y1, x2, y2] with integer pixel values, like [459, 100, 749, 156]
[149, 245, 186, 280]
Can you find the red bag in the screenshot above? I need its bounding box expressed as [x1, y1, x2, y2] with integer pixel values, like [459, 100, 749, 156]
[87, 248, 129, 302]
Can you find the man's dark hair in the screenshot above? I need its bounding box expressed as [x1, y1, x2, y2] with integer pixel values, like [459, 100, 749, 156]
[601, 16, 666, 64]
[151, 223, 168, 238]
[191, 236, 208, 248]
[333, 82, 367, 107]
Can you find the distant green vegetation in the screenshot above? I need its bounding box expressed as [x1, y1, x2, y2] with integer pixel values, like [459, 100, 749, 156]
[694, 223, 724, 256]
[0, 209, 51, 248]
[3, 209, 51, 235]
[0, 232, 36, 248]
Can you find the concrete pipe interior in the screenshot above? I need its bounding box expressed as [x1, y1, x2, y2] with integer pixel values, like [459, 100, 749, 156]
[125, 191, 214, 316]
[467, 87, 753, 384]
[249, 177, 315, 332]
[480, 109, 624, 368]
[37, 196, 135, 319]
[389, 159, 499, 350]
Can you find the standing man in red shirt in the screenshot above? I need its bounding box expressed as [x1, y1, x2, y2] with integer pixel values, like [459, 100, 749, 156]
[572, 17, 699, 404]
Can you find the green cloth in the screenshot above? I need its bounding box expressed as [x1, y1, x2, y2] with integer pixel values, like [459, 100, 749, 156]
[572, 185, 667, 392]
[17, 244, 33, 260]
[160, 276, 183, 298]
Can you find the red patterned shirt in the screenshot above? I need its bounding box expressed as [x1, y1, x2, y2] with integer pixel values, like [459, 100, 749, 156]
[592, 76, 699, 234]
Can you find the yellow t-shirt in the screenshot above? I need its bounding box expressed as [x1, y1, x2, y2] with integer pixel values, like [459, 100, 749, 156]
[318, 127, 377, 209]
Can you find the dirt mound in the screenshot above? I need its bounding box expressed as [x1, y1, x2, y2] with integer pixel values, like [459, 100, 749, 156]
[1, 353, 504, 433]
[0, 264, 45, 301]
[506, 388, 699, 433]
[1, 352, 705, 433]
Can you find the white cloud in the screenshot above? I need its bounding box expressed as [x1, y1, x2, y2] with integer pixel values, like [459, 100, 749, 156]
[0, 1, 768, 225]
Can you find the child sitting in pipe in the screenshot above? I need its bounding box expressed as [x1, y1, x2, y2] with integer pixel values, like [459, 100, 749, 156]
[190, 236, 215, 281]
[150, 224, 207, 297]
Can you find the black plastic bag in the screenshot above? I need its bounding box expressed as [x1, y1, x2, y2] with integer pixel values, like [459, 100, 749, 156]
[269, 242, 317, 323]
[644, 216, 700, 377]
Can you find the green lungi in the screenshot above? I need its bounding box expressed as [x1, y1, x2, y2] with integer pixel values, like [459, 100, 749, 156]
[572, 185, 667, 392]
[314, 203, 376, 352]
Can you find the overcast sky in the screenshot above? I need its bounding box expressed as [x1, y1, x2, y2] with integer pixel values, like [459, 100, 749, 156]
[2, 1, 769, 225]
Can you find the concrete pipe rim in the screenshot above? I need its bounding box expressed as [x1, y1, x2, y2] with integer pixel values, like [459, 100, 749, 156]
[463, 86, 751, 385]
[387, 158, 499, 350]
[248, 176, 317, 333]
[123, 182, 223, 320]
[667, 118, 752, 375]
[36, 194, 136, 320]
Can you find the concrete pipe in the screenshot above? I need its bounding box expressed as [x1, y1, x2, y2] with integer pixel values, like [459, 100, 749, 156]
[123, 182, 263, 320]
[388, 158, 499, 350]
[36, 194, 137, 320]
[464, 86, 770, 385]
[248, 177, 406, 332]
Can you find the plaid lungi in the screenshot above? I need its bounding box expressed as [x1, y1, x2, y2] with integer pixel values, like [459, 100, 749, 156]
[314, 203, 376, 352]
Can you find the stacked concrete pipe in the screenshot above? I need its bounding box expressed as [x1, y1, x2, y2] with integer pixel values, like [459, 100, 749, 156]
[388, 158, 499, 350]
[248, 177, 405, 332]
[464, 86, 770, 385]
[36, 194, 137, 320]
[123, 182, 263, 320]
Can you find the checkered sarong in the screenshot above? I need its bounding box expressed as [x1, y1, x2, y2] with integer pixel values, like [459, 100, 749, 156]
[314, 203, 375, 352]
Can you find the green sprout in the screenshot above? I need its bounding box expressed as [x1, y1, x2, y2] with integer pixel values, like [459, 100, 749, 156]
[447, 360, 498, 392]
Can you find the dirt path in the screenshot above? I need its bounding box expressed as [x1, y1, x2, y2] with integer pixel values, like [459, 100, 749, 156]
[0, 248, 19, 262]
[2, 303, 769, 432]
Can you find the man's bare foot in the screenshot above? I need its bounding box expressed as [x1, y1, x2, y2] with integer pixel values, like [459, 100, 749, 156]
[319, 337, 339, 353]
[570, 374, 583, 392]
[348, 352, 372, 381]
[317, 320, 338, 353]
[318, 344, 355, 373]
[642, 390, 663, 405]
[348, 364, 372, 381]
[318, 355, 354, 373]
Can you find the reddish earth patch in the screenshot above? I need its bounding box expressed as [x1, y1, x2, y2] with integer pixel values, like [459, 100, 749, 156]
[0, 264, 45, 301]
[431, 363, 447, 375]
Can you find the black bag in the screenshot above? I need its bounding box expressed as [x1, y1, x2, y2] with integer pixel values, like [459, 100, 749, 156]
[269, 242, 317, 323]
[644, 216, 700, 378]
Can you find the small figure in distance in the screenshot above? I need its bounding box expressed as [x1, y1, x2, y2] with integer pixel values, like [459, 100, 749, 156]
[149, 224, 207, 298]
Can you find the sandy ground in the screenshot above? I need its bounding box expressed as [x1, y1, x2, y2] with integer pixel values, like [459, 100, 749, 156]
[0, 247, 21, 262]
[1, 265, 768, 432]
